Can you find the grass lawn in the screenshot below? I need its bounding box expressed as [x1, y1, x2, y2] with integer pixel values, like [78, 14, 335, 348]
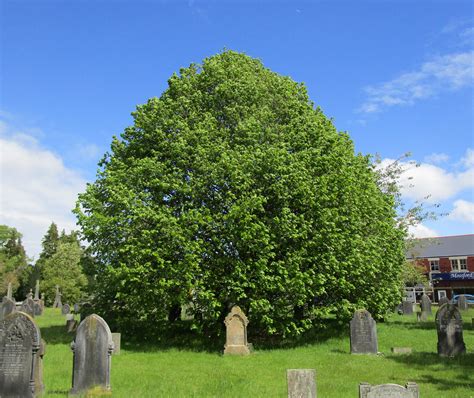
[35, 307, 474, 397]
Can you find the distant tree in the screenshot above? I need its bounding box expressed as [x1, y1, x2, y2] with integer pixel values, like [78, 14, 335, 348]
[75, 50, 406, 337]
[0, 225, 29, 297]
[41, 240, 88, 306]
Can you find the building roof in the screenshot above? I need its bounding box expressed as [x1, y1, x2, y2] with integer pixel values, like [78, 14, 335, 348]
[407, 234, 474, 259]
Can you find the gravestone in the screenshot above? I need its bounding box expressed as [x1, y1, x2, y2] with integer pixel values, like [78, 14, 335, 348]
[26, 289, 33, 300]
[74, 303, 80, 313]
[350, 310, 378, 354]
[21, 298, 35, 318]
[359, 382, 419, 398]
[53, 285, 62, 309]
[420, 294, 432, 315]
[0, 312, 43, 397]
[66, 320, 78, 333]
[34, 280, 40, 301]
[401, 300, 413, 315]
[287, 369, 316, 398]
[0, 297, 16, 321]
[112, 333, 121, 355]
[6, 282, 13, 300]
[435, 303, 466, 356]
[70, 314, 114, 395]
[62, 304, 71, 315]
[457, 295, 469, 311]
[223, 306, 251, 355]
[438, 297, 449, 307]
[34, 339, 46, 395]
[416, 312, 427, 322]
[33, 301, 43, 317]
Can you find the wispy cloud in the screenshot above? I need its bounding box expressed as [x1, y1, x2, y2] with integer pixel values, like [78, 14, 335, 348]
[358, 51, 474, 114]
[0, 120, 86, 259]
[448, 199, 474, 223]
[424, 153, 450, 165]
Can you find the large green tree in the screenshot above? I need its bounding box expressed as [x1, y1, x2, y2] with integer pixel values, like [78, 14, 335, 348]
[0, 225, 29, 297]
[75, 51, 406, 336]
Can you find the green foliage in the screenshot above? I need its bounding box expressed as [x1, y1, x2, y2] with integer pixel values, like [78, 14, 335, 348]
[0, 224, 29, 297]
[75, 50, 406, 337]
[400, 261, 428, 287]
[41, 239, 88, 306]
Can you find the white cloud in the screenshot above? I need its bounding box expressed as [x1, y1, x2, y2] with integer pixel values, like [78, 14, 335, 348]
[358, 51, 474, 114]
[408, 223, 439, 238]
[424, 153, 450, 164]
[77, 143, 101, 160]
[461, 148, 474, 167]
[379, 148, 474, 204]
[448, 200, 474, 223]
[0, 126, 86, 260]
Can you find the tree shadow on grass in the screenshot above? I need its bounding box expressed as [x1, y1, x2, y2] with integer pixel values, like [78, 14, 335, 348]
[122, 318, 347, 354]
[386, 352, 474, 392]
[386, 320, 436, 330]
[40, 325, 74, 345]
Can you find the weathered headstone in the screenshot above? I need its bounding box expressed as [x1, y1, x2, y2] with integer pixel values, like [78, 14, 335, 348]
[112, 333, 121, 355]
[420, 294, 432, 315]
[435, 303, 466, 356]
[34, 280, 40, 301]
[70, 314, 114, 395]
[74, 303, 80, 313]
[438, 297, 449, 307]
[66, 319, 78, 334]
[359, 382, 419, 398]
[401, 300, 413, 315]
[350, 310, 378, 354]
[62, 303, 71, 315]
[287, 369, 316, 398]
[53, 285, 62, 309]
[33, 301, 43, 317]
[34, 339, 46, 395]
[416, 311, 427, 322]
[6, 282, 13, 300]
[21, 298, 35, 318]
[223, 306, 251, 355]
[457, 295, 469, 311]
[0, 297, 16, 321]
[0, 312, 44, 397]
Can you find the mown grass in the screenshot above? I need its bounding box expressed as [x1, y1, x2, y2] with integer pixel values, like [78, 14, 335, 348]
[35, 306, 474, 397]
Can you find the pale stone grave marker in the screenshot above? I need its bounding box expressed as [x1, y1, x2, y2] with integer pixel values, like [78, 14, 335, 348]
[53, 285, 62, 309]
[350, 310, 378, 354]
[420, 294, 431, 315]
[70, 314, 114, 395]
[223, 306, 251, 355]
[359, 382, 419, 398]
[401, 300, 413, 315]
[62, 303, 71, 315]
[457, 295, 469, 311]
[436, 303, 466, 356]
[0, 297, 15, 321]
[21, 297, 35, 318]
[287, 369, 316, 398]
[112, 333, 121, 355]
[391, 347, 412, 354]
[0, 312, 44, 397]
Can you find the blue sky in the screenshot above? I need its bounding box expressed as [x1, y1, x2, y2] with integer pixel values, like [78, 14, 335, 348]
[1, 0, 473, 258]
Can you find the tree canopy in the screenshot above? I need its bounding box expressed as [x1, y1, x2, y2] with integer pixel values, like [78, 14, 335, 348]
[75, 51, 406, 337]
[0, 225, 28, 297]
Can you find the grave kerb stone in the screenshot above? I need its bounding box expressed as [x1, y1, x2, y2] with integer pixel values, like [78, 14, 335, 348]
[359, 382, 419, 398]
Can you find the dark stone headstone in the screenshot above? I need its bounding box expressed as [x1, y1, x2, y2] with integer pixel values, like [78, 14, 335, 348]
[401, 300, 413, 315]
[0, 312, 43, 397]
[74, 303, 80, 313]
[438, 297, 449, 307]
[0, 297, 16, 321]
[350, 310, 378, 354]
[457, 295, 469, 311]
[21, 298, 35, 318]
[62, 304, 71, 315]
[359, 382, 419, 398]
[70, 314, 114, 395]
[287, 369, 316, 398]
[420, 294, 432, 315]
[436, 303, 466, 356]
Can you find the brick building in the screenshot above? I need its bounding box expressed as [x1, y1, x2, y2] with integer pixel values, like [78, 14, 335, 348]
[407, 234, 474, 302]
